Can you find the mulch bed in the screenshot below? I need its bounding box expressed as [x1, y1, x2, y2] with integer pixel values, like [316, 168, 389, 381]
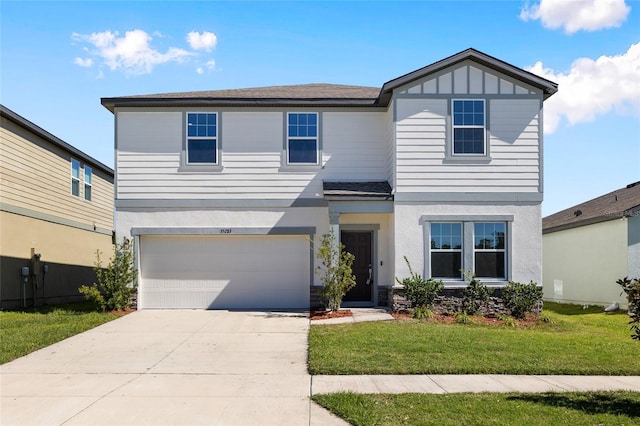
[310, 309, 353, 320]
[391, 310, 542, 326]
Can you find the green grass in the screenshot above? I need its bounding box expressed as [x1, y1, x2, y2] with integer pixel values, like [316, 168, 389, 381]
[309, 302, 639, 375]
[0, 302, 121, 364]
[312, 391, 640, 426]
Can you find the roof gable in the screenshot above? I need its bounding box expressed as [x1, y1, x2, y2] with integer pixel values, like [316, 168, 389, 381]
[378, 48, 558, 105]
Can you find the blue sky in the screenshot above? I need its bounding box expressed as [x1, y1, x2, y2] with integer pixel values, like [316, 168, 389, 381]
[2, 0, 638, 216]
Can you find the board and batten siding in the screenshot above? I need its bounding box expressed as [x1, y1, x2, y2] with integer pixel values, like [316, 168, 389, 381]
[394, 61, 542, 193]
[116, 109, 388, 200]
[0, 120, 113, 230]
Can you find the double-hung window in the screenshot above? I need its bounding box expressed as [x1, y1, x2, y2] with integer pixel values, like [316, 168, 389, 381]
[186, 113, 217, 164]
[474, 222, 506, 279]
[287, 113, 318, 164]
[84, 166, 92, 201]
[71, 159, 80, 197]
[430, 222, 463, 279]
[452, 99, 485, 155]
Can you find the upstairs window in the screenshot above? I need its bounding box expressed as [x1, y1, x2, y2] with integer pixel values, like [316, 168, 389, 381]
[452, 99, 485, 155]
[186, 113, 217, 164]
[287, 113, 318, 164]
[71, 159, 80, 197]
[84, 166, 92, 201]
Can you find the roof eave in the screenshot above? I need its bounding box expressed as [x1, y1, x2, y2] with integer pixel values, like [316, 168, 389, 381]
[0, 104, 114, 177]
[101, 97, 380, 113]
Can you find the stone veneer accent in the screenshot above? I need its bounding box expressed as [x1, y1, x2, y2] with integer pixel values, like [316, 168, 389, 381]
[391, 287, 543, 316]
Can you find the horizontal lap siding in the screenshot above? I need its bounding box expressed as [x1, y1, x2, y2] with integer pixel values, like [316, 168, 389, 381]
[395, 98, 540, 193]
[116, 110, 388, 200]
[1, 123, 113, 230]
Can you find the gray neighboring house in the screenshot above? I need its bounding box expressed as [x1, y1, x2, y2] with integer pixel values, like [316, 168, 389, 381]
[542, 182, 640, 308]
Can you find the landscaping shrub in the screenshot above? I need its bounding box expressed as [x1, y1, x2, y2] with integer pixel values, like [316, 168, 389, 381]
[79, 238, 137, 311]
[461, 271, 492, 315]
[616, 276, 640, 341]
[396, 256, 443, 316]
[314, 232, 356, 311]
[501, 281, 543, 319]
[455, 312, 473, 324]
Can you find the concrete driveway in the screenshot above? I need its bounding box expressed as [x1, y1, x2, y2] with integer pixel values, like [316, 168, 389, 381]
[1, 310, 343, 426]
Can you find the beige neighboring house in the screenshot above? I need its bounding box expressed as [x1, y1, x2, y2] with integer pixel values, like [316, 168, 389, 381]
[542, 182, 640, 309]
[1, 105, 114, 309]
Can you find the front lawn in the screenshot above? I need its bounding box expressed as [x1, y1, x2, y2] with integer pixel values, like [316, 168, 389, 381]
[308, 302, 639, 375]
[0, 302, 121, 364]
[312, 391, 640, 426]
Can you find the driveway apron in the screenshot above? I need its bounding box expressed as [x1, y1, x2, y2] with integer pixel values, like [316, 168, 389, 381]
[1, 310, 314, 426]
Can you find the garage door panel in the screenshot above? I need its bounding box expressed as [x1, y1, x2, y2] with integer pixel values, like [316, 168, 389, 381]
[139, 235, 310, 309]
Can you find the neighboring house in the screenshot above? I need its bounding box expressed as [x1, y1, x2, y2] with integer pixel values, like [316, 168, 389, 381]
[0, 105, 114, 309]
[101, 48, 557, 310]
[542, 182, 640, 308]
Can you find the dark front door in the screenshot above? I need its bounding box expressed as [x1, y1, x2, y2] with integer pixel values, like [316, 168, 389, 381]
[341, 231, 373, 303]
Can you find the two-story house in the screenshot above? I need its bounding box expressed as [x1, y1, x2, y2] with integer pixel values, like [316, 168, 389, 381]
[101, 48, 557, 310]
[1, 105, 114, 309]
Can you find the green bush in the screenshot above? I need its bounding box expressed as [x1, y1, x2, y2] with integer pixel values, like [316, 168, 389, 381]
[461, 271, 492, 315]
[79, 238, 137, 311]
[396, 256, 443, 316]
[454, 312, 473, 324]
[314, 232, 356, 311]
[501, 281, 543, 319]
[616, 276, 640, 341]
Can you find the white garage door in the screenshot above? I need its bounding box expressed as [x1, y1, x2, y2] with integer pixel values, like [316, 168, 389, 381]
[139, 235, 310, 309]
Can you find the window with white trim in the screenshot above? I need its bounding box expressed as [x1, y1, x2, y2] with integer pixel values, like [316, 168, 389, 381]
[186, 113, 217, 164]
[84, 166, 92, 201]
[71, 159, 80, 197]
[452, 99, 485, 155]
[473, 222, 506, 279]
[430, 222, 463, 279]
[287, 113, 318, 164]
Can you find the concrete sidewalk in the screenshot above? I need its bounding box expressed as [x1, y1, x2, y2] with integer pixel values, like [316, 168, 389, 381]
[312, 374, 640, 395]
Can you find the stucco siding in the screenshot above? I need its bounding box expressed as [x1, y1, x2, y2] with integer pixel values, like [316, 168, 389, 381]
[393, 203, 542, 286]
[543, 219, 628, 308]
[1, 121, 113, 230]
[629, 215, 640, 279]
[115, 109, 388, 201]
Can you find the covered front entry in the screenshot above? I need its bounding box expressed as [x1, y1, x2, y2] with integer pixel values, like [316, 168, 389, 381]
[341, 230, 373, 303]
[323, 180, 394, 308]
[137, 234, 310, 309]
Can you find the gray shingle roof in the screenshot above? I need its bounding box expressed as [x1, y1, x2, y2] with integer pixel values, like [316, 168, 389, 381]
[101, 48, 559, 113]
[323, 181, 393, 200]
[102, 84, 380, 112]
[542, 181, 640, 234]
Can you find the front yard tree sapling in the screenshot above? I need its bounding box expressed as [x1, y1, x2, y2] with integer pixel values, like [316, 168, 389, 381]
[315, 232, 356, 311]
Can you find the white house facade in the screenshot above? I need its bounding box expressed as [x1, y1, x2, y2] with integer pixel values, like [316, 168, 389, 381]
[102, 48, 557, 310]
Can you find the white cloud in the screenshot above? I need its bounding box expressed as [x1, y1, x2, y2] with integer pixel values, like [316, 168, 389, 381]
[71, 29, 191, 75]
[186, 31, 217, 51]
[74, 57, 93, 67]
[526, 42, 640, 134]
[520, 0, 631, 34]
[196, 59, 216, 75]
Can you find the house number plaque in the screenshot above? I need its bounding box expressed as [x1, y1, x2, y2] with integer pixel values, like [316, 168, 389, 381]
[219, 228, 232, 234]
